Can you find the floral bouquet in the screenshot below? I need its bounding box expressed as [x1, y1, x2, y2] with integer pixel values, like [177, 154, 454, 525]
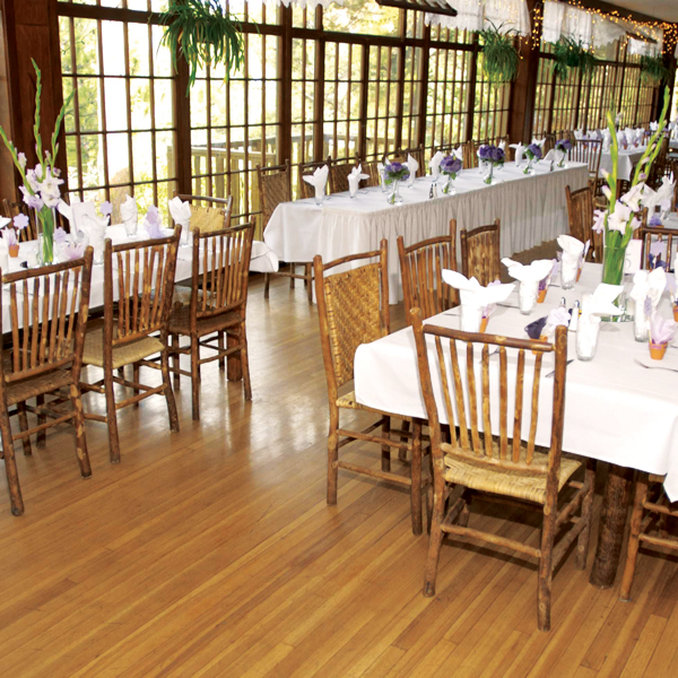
[439, 154, 462, 194]
[0, 59, 74, 265]
[555, 138, 572, 167]
[477, 144, 504, 184]
[523, 143, 542, 174]
[593, 87, 670, 287]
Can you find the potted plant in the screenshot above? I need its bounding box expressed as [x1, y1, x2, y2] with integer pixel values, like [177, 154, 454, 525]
[639, 54, 669, 85]
[159, 0, 245, 93]
[552, 37, 596, 81]
[478, 23, 519, 86]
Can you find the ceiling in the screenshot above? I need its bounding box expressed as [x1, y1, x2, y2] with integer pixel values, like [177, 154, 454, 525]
[580, 1, 678, 24]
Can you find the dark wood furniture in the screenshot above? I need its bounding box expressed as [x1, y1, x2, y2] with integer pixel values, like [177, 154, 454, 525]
[459, 219, 501, 286]
[637, 226, 676, 270]
[565, 185, 598, 262]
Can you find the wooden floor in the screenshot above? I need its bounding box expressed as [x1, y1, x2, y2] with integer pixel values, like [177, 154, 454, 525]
[1, 272, 677, 677]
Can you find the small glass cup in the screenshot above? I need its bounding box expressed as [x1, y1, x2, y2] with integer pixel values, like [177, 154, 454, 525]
[460, 304, 482, 332]
[576, 319, 600, 361]
[519, 280, 538, 315]
[634, 305, 649, 342]
[560, 263, 576, 290]
[124, 218, 137, 238]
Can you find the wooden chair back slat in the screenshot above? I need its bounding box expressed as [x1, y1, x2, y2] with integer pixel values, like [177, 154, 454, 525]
[313, 241, 389, 394]
[398, 220, 458, 323]
[434, 337, 456, 446]
[512, 349, 525, 462]
[466, 343, 481, 453]
[329, 158, 358, 194]
[257, 161, 291, 229]
[460, 219, 501, 286]
[498, 347, 508, 459]
[637, 226, 676, 270]
[1, 251, 93, 380]
[481, 345, 492, 457]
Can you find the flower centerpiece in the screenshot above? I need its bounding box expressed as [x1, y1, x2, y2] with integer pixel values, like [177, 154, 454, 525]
[383, 161, 410, 205]
[555, 138, 572, 167]
[523, 143, 542, 174]
[593, 88, 670, 287]
[477, 144, 504, 185]
[0, 60, 74, 265]
[439, 154, 462, 194]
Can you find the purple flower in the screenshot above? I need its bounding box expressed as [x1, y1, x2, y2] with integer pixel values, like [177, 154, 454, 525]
[555, 139, 572, 152]
[19, 185, 44, 211]
[440, 154, 462, 176]
[478, 145, 504, 165]
[525, 143, 542, 160]
[13, 213, 29, 230]
[383, 162, 410, 182]
[478, 145, 492, 161]
[100, 201, 113, 216]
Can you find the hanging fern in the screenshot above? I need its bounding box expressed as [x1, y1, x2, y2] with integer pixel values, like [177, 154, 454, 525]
[552, 37, 596, 81]
[478, 23, 520, 86]
[639, 54, 669, 85]
[159, 0, 245, 94]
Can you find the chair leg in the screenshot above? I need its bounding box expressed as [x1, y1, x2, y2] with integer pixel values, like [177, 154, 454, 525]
[399, 419, 410, 462]
[170, 333, 180, 390]
[190, 336, 200, 421]
[537, 507, 557, 631]
[423, 488, 446, 596]
[239, 326, 252, 401]
[576, 460, 596, 569]
[16, 401, 32, 456]
[69, 384, 91, 478]
[218, 331, 226, 371]
[381, 416, 391, 472]
[409, 419, 422, 535]
[289, 263, 295, 288]
[305, 263, 313, 303]
[0, 409, 24, 516]
[264, 273, 270, 299]
[161, 347, 180, 432]
[133, 363, 140, 407]
[103, 365, 121, 464]
[620, 473, 648, 602]
[327, 408, 339, 505]
[36, 394, 46, 447]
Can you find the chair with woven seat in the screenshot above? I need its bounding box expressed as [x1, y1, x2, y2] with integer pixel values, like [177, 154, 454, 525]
[637, 226, 676, 271]
[565, 185, 598, 262]
[80, 229, 180, 463]
[313, 240, 426, 534]
[460, 219, 501, 285]
[328, 157, 359, 194]
[168, 222, 254, 420]
[174, 194, 233, 232]
[257, 160, 312, 302]
[410, 311, 594, 630]
[0, 249, 94, 515]
[398, 218, 459, 321]
[620, 474, 678, 601]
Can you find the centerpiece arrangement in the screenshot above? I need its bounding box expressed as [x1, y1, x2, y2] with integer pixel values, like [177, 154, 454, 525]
[477, 144, 504, 185]
[382, 161, 410, 205]
[593, 87, 670, 287]
[439, 154, 462, 194]
[555, 138, 572, 167]
[523, 143, 542, 174]
[0, 59, 74, 265]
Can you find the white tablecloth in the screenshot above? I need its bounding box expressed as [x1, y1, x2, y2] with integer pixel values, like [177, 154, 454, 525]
[265, 162, 588, 303]
[600, 146, 646, 182]
[354, 263, 678, 500]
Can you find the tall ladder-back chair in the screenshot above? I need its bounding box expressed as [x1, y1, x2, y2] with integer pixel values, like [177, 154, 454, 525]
[565, 185, 599, 262]
[460, 219, 501, 285]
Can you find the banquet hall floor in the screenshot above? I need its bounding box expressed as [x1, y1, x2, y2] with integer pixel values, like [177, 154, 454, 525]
[0, 265, 676, 677]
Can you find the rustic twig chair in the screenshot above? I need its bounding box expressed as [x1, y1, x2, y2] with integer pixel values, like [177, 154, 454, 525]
[462, 141, 478, 169]
[1, 199, 39, 241]
[257, 160, 312, 302]
[313, 240, 426, 534]
[637, 226, 676, 271]
[620, 474, 678, 601]
[80, 228, 181, 463]
[460, 219, 501, 286]
[168, 222, 254, 420]
[0, 248, 94, 515]
[298, 158, 330, 200]
[398, 218, 459, 322]
[410, 312, 594, 630]
[393, 146, 426, 177]
[328, 157, 359, 194]
[175, 194, 233, 233]
[565, 185, 597, 262]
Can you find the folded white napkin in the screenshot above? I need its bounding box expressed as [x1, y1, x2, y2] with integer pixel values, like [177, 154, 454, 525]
[574, 129, 584, 140]
[302, 164, 329, 201]
[617, 131, 628, 148]
[120, 194, 138, 235]
[405, 153, 419, 186]
[0, 216, 10, 229]
[543, 149, 556, 164]
[168, 195, 191, 243]
[531, 137, 546, 150]
[348, 164, 370, 197]
[644, 176, 675, 214]
[602, 129, 612, 152]
[624, 127, 634, 141]
[630, 267, 667, 309]
[498, 140, 506, 152]
[56, 199, 72, 223]
[510, 143, 526, 165]
[634, 128, 645, 145]
[430, 151, 444, 178]
[650, 121, 659, 132]
[442, 269, 514, 331]
[557, 234, 585, 281]
[79, 212, 107, 263]
[502, 258, 554, 312]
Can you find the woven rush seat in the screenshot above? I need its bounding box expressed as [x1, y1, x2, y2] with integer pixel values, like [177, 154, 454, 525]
[4, 370, 72, 406]
[168, 302, 239, 335]
[443, 447, 582, 505]
[82, 328, 164, 369]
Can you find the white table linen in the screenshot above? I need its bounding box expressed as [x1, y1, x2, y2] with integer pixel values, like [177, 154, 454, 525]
[265, 163, 588, 303]
[600, 146, 646, 182]
[354, 263, 678, 500]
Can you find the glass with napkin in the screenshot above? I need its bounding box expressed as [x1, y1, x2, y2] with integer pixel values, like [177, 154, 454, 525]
[120, 194, 138, 237]
[302, 165, 329, 205]
[348, 164, 370, 198]
[502, 258, 554, 314]
[557, 234, 585, 289]
[168, 195, 191, 244]
[630, 268, 667, 341]
[404, 154, 419, 187]
[576, 283, 624, 360]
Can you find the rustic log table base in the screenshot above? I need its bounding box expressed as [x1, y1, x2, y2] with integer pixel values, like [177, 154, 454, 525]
[589, 463, 634, 588]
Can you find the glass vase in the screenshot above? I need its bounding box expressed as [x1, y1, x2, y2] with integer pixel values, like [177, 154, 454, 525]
[441, 174, 455, 195]
[35, 206, 55, 265]
[483, 163, 494, 185]
[601, 239, 627, 286]
[386, 179, 402, 205]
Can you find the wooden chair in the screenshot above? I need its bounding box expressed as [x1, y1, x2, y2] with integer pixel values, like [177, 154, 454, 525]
[565, 185, 597, 262]
[637, 226, 676, 271]
[620, 474, 678, 601]
[328, 157, 359, 194]
[462, 141, 478, 169]
[80, 229, 181, 463]
[174, 194, 233, 232]
[0, 249, 94, 515]
[298, 158, 330, 199]
[313, 240, 426, 534]
[648, 134, 670, 189]
[257, 160, 313, 302]
[460, 219, 501, 285]
[362, 160, 381, 188]
[398, 218, 459, 320]
[0, 199, 38, 241]
[410, 313, 594, 630]
[169, 222, 254, 420]
[569, 138, 602, 193]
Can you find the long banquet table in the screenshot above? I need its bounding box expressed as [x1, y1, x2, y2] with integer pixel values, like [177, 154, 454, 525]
[600, 145, 646, 182]
[265, 162, 589, 303]
[353, 262, 678, 585]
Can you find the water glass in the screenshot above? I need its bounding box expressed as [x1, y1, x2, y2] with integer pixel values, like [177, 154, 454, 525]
[576, 318, 600, 361]
[519, 280, 538, 315]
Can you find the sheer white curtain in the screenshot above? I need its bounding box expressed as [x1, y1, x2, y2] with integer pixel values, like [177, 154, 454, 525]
[425, 0, 530, 37]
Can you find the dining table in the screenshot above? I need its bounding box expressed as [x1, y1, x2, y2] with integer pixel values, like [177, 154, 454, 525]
[600, 145, 647, 182]
[353, 262, 678, 587]
[264, 162, 589, 303]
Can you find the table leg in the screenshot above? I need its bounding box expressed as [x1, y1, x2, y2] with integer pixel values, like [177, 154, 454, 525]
[589, 463, 634, 588]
